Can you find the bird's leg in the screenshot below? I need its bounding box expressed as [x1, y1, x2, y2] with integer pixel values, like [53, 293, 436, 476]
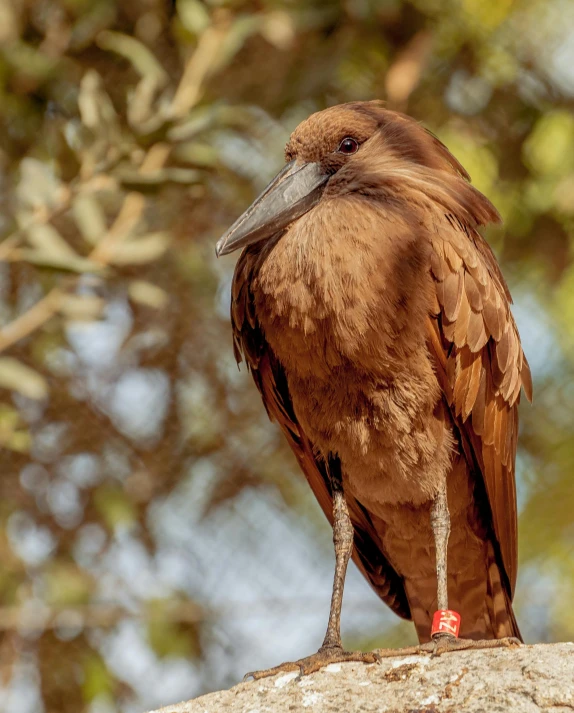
[431, 480, 450, 612]
[396, 482, 520, 656]
[244, 461, 379, 680]
[245, 477, 520, 682]
[320, 473, 353, 651]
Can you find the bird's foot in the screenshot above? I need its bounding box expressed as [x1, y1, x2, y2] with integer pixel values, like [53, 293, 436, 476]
[243, 644, 379, 680]
[244, 636, 522, 681]
[427, 633, 521, 655]
[373, 634, 521, 660]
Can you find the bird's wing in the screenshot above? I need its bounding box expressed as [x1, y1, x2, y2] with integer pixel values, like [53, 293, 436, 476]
[426, 215, 532, 596]
[231, 248, 411, 620]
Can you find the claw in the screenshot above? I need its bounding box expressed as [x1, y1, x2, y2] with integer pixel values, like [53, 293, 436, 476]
[377, 635, 522, 659]
[423, 634, 521, 656]
[371, 635, 521, 663]
[244, 636, 522, 681]
[243, 646, 379, 681]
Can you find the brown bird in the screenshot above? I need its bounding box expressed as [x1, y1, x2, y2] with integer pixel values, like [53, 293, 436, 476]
[216, 101, 532, 677]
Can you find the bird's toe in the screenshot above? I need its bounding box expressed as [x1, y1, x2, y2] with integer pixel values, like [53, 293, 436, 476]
[243, 646, 379, 681]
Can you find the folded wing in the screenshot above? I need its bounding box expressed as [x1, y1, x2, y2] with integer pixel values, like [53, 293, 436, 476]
[426, 213, 532, 597]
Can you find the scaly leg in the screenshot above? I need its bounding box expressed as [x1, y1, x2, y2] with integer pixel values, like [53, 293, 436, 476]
[382, 481, 520, 656]
[246, 477, 520, 681]
[430, 479, 453, 650]
[245, 461, 379, 680]
[320, 471, 354, 650]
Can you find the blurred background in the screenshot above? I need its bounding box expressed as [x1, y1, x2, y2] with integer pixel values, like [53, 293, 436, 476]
[0, 0, 573, 710]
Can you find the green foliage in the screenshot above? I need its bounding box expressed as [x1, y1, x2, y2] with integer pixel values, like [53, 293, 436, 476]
[146, 599, 202, 660]
[94, 485, 137, 530]
[82, 653, 115, 702]
[44, 562, 94, 607]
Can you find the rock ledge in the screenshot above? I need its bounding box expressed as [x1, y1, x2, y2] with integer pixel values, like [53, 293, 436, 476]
[150, 643, 574, 713]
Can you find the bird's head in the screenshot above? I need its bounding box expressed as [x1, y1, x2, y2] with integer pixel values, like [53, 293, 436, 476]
[216, 101, 498, 257]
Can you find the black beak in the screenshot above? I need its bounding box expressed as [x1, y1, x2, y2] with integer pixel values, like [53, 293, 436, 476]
[216, 160, 329, 257]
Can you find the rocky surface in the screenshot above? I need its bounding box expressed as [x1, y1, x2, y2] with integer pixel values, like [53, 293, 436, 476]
[149, 642, 574, 712]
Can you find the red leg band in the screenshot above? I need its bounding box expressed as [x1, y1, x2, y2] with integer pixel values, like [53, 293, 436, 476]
[431, 609, 461, 637]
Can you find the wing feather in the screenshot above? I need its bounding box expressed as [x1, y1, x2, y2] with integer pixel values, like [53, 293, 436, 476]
[426, 219, 532, 597]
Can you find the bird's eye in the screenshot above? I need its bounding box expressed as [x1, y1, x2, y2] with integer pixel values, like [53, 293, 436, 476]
[338, 137, 359, 154]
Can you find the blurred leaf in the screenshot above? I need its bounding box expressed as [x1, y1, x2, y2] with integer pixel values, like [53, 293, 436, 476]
[58, 294, 105, 320]
[44, 563, 92, 606]
[260, 10, 296, 50]
[116, 167, 201, 189]
[0, 405, 31, 453]
[146, 599, 201, 659]
[72, 194, 108, 245]
[128, 75, 160, 128]
[78, 70, 119, 132]
[523, 111, 574, 177]
[82, 654, 114, 702]
[172, 142, 218, 167]
[26, 224, 79, 260]
[94, 486, 136, 530]
[3, 41, 59, 80]
[128, 281, 168, 309]
[437, 128, 498, 196]
[17, 159, 66, 212]
[109, 232, 170, 265]
[97, 31, 169, 87]
[167, 106, 220, 141]
[385, 31, 432, 106]
[178, 0, 211, 36]
[211, 16, 261, 75]
[0, 357, 48, 400]
[17, 249, 105, 274]
[462, 0, 514, 30]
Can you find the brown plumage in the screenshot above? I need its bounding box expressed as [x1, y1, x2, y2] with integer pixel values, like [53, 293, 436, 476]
[217, 101, 532, 668]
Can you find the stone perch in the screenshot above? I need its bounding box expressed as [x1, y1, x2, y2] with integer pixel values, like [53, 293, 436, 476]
[149, 643, 574, 713]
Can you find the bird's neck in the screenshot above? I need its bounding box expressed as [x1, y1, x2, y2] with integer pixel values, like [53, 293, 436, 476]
[251, 196, 435, 380]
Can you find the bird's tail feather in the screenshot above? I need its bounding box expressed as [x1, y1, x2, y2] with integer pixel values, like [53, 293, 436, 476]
[485, 540, 522, 641]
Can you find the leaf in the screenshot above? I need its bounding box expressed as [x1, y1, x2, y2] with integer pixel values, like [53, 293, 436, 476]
[172, 142, 218, 167]
[146, 600, 201, 659]
[82, 654, 114, 702]
[94, 485, 136, 530]
[385, 31, 432, 105]
[109, 232, 170, 265]
[523, 111, 574, 177]
[0, 357, 48, 399]
[78, 70, 119, 131]
[58, 294, 105, 320]
[128, 281, 168, 309]
[211, 16, 261, 75]
[26, 224, 79, 259]
[128, 75, 160, 128]
[17, 249, 105, 274]
[0, 405, 31, 453]
[178, 0, 210, 35]
[44, 563, 92, 606]
[97, 31, 169, 87]
[167, 107, 216, 141]
[72, 194, 108, 245]
[116, 167, 202, 190]
[17, 158, 66, 211]
[260, 10, 296, 50]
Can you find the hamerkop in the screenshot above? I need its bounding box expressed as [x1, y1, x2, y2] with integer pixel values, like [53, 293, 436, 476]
[216, 101, 532, 677]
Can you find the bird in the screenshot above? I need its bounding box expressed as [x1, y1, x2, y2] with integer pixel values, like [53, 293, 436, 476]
[216, 101, 532, 678]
